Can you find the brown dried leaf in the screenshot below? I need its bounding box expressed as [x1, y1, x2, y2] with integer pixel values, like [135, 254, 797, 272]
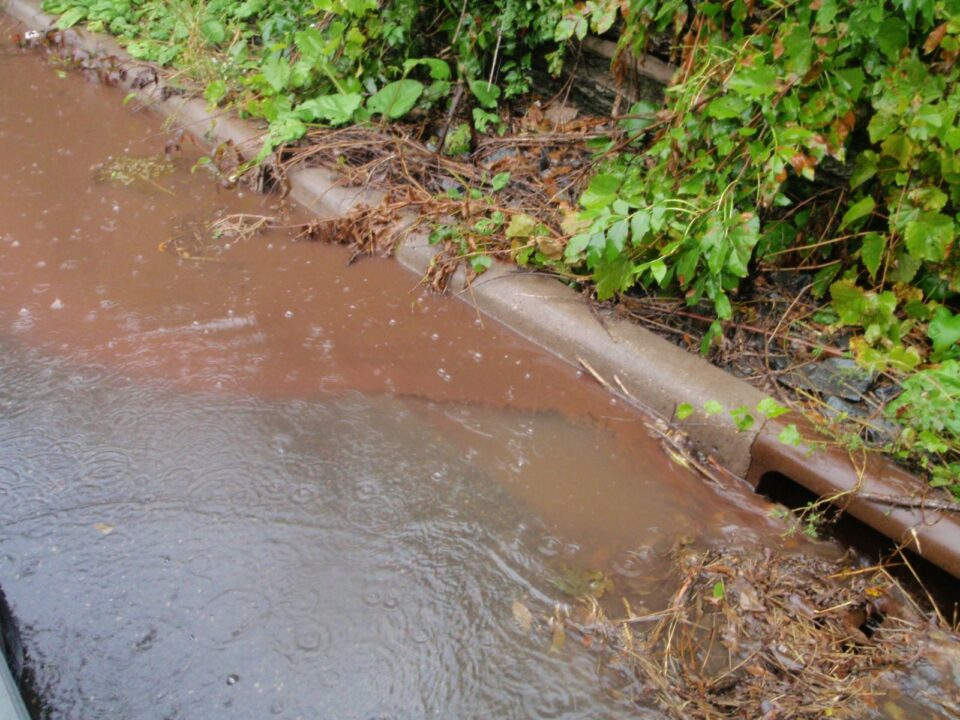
[735, 579, 767, 613]
[924, 23, 949, 54]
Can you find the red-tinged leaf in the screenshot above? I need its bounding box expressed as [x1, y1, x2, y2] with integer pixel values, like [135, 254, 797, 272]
[924, 23, 948, 55]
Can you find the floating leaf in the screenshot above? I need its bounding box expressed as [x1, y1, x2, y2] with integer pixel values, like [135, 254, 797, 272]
[511, 600, 533, 632]
[550, 621, 566, 653]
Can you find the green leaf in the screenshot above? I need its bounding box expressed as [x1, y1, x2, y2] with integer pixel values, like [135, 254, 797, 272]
[833, 67, 864, 100]
[294, 27, 325, 63]
[204, 79, 228, 106]
[470, 255, 493, 273]
[472, 107, 501, 134]
[727, 64, 778, 99]
[402, 58, 451, 81]
[714, 291, 732, 320]
[468, 80, 501, 109]
[630, 209, 651, 243]
[56, 6, 87, 28]
[297, 93, 362, 125]
[607, 219, 629, 252]
[886, 345, 922, 372]
[867, 113, 898, 144]
[849, 152, 877, 189]
[876, 17, 908, 61]
[830, 280, 867, 325]
[342, 0, 377, 13]
[811, 262, 841, 298]
[506, 213, 538, 238]
[839, 196, 875, 230]
[860, 233, 885, 280]
[712, 580, 725, 600]
[200, 18, 226, 44]
[888, 251, 921, 283]
[580, 174, 621, 210]
[262, 55, 292, 93]
[781, 24, 814, 75]
[367, 79, 424, 119]
[565, 233, 591, 260]
[706, 95, 750, 119]
[490, 172, 510, 192]
[929, 307, 960, 355]
[649, 259, 667, 284]
[730, 406, 755, 432]
[593, 255, 633, 300]
[904, 212, 955, 262]
[757, 397, 790, 419]
[778, 424, 802, 447]
[675, 403, 695, 421]
[704, 400, 724, 416]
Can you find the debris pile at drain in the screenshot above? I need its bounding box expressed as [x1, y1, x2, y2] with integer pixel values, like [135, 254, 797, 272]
[525, 544, 959, 719]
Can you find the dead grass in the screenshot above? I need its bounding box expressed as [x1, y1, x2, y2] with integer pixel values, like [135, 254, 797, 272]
[544, 543, 957, 719]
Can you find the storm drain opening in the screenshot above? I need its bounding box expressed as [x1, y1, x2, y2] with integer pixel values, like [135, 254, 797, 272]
[755, 471, 960, 625]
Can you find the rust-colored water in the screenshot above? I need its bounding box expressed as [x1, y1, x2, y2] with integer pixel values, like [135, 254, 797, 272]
[0, 32, 947, 720]
[0, 37, 781, 555]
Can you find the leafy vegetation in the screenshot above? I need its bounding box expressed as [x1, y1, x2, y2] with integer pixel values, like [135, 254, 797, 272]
[38, 0, 960, 491]
[41, 0, 595, 157]
[555, 0, 960, 491]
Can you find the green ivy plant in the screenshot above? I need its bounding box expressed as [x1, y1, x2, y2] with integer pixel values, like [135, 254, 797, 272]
[42, 0, 585, 156]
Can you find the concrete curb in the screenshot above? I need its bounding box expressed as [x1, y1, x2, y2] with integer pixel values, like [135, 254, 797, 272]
[0, 657, 28, 720]
[0, 589, 29, 720]
[5, 0, 960, 579]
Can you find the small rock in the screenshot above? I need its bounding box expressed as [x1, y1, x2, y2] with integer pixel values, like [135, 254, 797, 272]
[823, 396, 901, 446]
[778, 358, 874, 401]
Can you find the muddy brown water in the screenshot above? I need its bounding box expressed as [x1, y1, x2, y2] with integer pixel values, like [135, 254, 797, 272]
[0, 34, 950, 720]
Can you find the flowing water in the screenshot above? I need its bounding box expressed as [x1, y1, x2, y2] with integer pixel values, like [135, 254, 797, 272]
[0, 29, 950, 720]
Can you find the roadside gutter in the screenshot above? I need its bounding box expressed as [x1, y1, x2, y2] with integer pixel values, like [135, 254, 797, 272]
[4, 0, 960, 579]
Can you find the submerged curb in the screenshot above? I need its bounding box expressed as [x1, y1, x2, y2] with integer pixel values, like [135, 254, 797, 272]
[0, 657, 28, 720]
[5, 0, 960, 579]
[0, 589, 29, 720]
